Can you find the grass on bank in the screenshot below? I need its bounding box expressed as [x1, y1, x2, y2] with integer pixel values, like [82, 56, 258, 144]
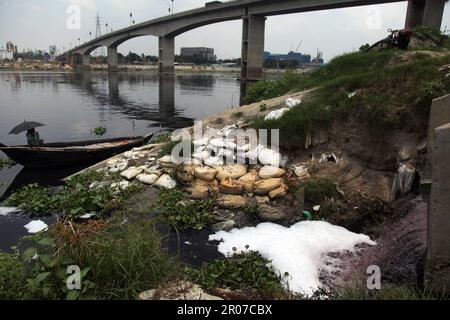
[0, 217, 178, 300]
[247, 28, 450, 150]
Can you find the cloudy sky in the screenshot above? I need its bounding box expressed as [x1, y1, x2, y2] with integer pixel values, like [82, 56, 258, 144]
[0, 0, 449, 61]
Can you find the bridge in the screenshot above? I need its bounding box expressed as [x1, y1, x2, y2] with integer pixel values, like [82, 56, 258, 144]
[61, 0, 446, 83]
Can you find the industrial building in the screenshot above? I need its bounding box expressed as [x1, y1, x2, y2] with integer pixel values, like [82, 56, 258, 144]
[180, 47, 215, 61]
[264, 51, 312, 64]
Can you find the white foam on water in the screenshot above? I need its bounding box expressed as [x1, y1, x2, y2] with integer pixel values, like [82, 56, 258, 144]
[0, 207, 21, 216]
[209, 221, 376, 296]
[24, 220, 48, 234]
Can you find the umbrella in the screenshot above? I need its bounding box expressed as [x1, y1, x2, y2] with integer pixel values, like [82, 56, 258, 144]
[9, 121, 46, 135]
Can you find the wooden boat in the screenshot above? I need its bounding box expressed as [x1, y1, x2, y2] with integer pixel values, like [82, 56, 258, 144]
[0, 133, 153, 168]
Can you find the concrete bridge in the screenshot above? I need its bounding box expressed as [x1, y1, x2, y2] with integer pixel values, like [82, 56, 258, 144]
[61, 0, 446, 83]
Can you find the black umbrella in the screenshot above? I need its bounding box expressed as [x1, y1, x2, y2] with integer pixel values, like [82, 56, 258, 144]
[9, 121, 46, 135]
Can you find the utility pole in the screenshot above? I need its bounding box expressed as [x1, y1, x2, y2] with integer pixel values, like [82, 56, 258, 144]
[95, 13, 105, 57]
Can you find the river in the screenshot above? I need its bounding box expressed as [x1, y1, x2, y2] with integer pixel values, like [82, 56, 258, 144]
[0, 70, 243, 256]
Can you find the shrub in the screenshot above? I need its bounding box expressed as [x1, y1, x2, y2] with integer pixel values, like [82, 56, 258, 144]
[17, 218, 178, 300]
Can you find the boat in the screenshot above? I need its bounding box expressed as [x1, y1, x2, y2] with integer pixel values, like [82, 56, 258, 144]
[0, 133, 153, 168]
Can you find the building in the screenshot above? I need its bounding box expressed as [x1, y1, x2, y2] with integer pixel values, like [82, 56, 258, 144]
[180, 47, 215, 61]
[6, 41, 18, 54]
[264, 51, 311, 64]
[49, 45, 57, 59]
[0, 41, 16, 61]
[0, 49, 13, 61]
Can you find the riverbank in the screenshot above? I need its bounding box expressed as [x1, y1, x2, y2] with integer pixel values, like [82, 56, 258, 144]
[0, 60, 313, 75]
[2, 29, 450, 299]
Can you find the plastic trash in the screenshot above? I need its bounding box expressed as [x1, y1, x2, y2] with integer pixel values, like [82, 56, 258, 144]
[154, 174, 177, 189]
[348, 91, 356, 98]
[24, 220, 48, 233]
[264, 108, 289, 121]
[313, 205, 321, 212]
[286, 97, 301, 108]
[258, 147, 282, 167]
[209, 138, 236, 149]
[0, 207, 21, 216]
[303, 211, 313, 220]
[204, 156, 224, 167]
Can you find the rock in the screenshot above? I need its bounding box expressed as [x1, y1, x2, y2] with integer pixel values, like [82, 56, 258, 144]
[258, 204, 287, 222]
[108, 159, 128, 173]
[268, 182, 289, 199]
[139, 280, 223, 301]
[239, 170, 259, 193]
[154, 174, 177, 189]
[194, 166, 218, 182]
[258, 148, 282, 167]
[136, 173, 159, 185]
[212, 220, 236, 232]
[258, 166, 285, 179]
[219, 179, 244, 195]
[120, 167, 144, 180]
[216, 164, 248, 181]
[255, 196, 270, 204]
[217, 195, 247, 209]
[144, 165, 164, 176]
[157, 155, 177, 168]
[398, 146, 418, 162]
[416, 139, 427, 154]
[292, 164, 310, 179]
[254, 178, 282, 195]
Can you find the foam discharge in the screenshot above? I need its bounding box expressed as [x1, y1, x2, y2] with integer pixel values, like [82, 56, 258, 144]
[209, 221, 376, 296]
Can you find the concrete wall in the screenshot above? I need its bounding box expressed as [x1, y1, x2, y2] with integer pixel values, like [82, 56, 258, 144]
[427, 94, 450, 167]
[425, 122, 450, 294]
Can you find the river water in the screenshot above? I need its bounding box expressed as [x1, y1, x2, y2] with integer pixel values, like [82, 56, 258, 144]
[0, 70, 242, 257]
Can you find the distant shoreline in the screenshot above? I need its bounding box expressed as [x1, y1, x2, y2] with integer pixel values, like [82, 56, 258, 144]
[0, 62, 312, 75]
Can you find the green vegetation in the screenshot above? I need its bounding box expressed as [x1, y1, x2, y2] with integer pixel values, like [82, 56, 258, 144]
[0, 217, 177, 300]
[413, 25, 446, 46]
[212, 117, 224, 125]
[0, 251, 27, 300]
[233, 111, 244, 119]
[90, 126, 107, 136]
[0, 158, 16, 170]
[300, 178, 337, 204]
[259, 104, 267, 112]
[186, 251, 284, 297]
[6, 171, 142, 218]
[249, 46, 450, 149]
[243, 202, 261, 216]
[153, 188, 215, 230]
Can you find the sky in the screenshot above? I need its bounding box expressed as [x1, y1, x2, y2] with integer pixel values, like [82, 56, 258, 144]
[0, 0, 449, 61]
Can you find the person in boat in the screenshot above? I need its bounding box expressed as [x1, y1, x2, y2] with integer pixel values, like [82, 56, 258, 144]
[26, 128, 42, 147]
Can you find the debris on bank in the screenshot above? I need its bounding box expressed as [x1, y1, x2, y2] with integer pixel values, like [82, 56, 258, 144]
[24, 220, 48, 233]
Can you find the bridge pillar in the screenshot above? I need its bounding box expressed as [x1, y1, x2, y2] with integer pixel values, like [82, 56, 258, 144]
[107, 46, 119, 70]
[425, 122, 450, 294]
[240, 15, 266, 103]
[241, 15, 266, 82]
[159, 35, 175, 75]
[82, 54, 91, 69]
[405, 0, 446, 29]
